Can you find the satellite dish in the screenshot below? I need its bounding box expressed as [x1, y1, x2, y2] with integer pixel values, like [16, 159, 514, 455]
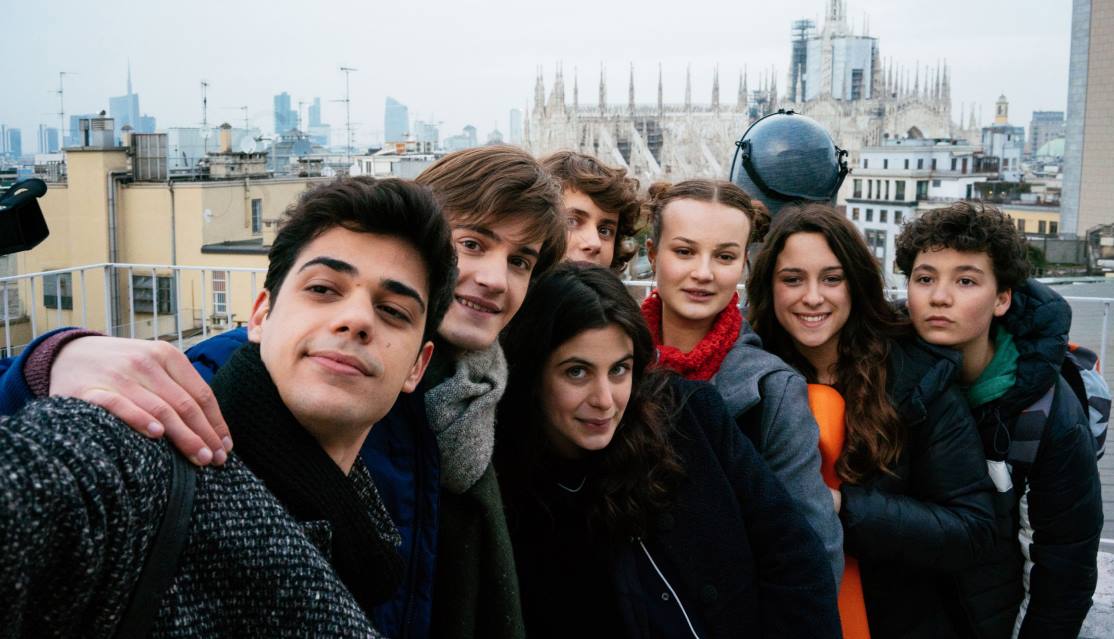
[240, 137, 257, 153]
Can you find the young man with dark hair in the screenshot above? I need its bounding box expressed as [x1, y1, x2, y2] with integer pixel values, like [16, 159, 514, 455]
[0, 146, 566, 638]
[895, 201, 1102, 639]
[541, 150, 642, 269]
[0, 176, 456, 636]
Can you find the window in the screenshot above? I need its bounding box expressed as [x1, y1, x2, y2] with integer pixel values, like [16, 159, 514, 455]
[852, 207, 860, 221]
[884, 181, 890, 200]
[931, 159, 937, 170]
[894, 211, 904, 224]
[866, 208, 874, 222]
[43, 272, 73, 310]
[917, 159, 924, 170]
[961, 158, 968, 174]
[932, 179, 942, 187]
[212, 271, 228, 315]
[1050, 221, 1059, 235]
[251, 199, 263, 235]
[904, 159, 909, 169]
[1017, 219, 1026, 233]
[1038, 220, 1047, 234]
[916, 181, 929, 199]
[865, 229, 887, 260]
[132, 275, 176, 314]
[895, 181, 906, 200]
[853, 179, 862, 198]
[951, 158, 958, 171]
[880, 209, 888, 223]
[863, 158, 869, 169]
[868, 180, 873, 199]
[883, 159, 889, 169]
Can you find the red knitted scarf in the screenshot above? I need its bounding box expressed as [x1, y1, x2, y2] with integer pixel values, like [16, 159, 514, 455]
[640, 290, 742, 381]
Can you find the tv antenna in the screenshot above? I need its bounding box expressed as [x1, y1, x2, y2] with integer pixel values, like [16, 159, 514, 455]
[201, 80, 210, 152]
[54, 71, 75, 144]
[339, 66, 357, 166]
[222, 106, 249, 131]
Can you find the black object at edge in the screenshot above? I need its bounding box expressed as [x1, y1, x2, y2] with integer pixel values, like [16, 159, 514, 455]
[114, 451, 196, 638]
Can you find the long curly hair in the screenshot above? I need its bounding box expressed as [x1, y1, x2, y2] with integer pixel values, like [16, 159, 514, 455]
[747, 204, 910, 484]
[497, 263, 684, 539]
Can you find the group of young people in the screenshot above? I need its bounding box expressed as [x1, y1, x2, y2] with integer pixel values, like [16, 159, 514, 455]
[0, 112, 1103, 639]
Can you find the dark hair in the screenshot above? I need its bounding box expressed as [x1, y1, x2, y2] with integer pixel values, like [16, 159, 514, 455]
[417, 145, 566, 279]
[497, 263, 684, 539]
[647, 179, 769, 247]
[264, 176, 457, 342]
[895, 201, 1031, 292]
[541, 151, 643, 270]
[747, 204, 909, 484]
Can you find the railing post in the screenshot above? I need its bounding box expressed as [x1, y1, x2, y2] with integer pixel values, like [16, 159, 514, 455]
[151, 268, 159, 341]
[128, 267, 136, 338]
[225, 269, 233, 327]
[201, 270, 208, 338]
[79, 269, 88, 327]
[103, 265, 112, 336]
[175, 268, 183, 349]
[29, 276, 37, 338]
[2, 281, 10, 357]
[1102, 302, 1110, 375]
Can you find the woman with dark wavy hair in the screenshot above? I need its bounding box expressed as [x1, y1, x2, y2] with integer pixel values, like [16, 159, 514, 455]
[496, 262, 839, 639]
[747, 204, 996, 639]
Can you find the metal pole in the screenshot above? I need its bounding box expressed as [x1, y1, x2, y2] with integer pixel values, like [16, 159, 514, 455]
[1101, 302, 1110, 375]
[29, 277, 37, 337]
[151, 269, 159, 340]
[103, 265, 112, 336]
[175, 268, 183, 349]
[79, 269, 88, 327]
[128, 267, 136, 338]
[2, 281, 10, 356]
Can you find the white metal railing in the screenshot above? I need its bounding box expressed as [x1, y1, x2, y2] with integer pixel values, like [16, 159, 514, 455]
[2, 267, 1112, 373]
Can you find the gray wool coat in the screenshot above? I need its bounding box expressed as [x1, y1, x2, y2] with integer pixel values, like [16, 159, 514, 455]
[712, 317, 845, 585]
[0, 397, 382, 638]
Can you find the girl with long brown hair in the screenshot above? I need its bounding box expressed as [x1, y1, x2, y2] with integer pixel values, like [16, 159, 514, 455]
[747, 203, 996, 639]
[496, 262, 839, 639]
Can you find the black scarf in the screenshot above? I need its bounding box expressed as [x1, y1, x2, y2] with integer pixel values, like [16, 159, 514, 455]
[210, 342, 404, 613]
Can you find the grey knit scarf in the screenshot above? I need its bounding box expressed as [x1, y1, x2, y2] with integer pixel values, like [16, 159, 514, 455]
[425, 342, 508, 494]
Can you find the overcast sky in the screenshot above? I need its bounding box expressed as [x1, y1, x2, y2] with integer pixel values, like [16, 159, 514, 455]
[1, 0, 1073, 148]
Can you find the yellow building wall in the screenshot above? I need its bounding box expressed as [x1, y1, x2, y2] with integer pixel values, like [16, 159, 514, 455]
[999, 206, 1062, 235]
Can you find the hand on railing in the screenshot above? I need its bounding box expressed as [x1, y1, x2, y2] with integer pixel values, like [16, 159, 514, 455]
[49, 336, 233, 466]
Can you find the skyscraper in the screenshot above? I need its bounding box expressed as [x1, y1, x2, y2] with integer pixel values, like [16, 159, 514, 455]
[274, 92, 297, 135]
[1029, 111, 1065, 155]
[38, 125, 60, 153]
[4, 127, 23, 158]
[109, 64, 155, 141]
[308, 97, 322, 127]
[1062, 0, 1113, 236]
[384, 97, 409, 143]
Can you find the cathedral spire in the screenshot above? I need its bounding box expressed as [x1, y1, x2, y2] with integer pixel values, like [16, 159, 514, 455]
[914, 62, 920, 96]
[126, 59, 133, 95]
[534, 66, 545, 113]
[628, 63, 635, 115]
[684, 64, 692, 111]
[658, 63, 664, 115]
[737, 68, 747, 111]
[573, 67, 579, 112]
[599, 63, 607, 115]
[769, 66, 778, 112]
[712, 64, 720, 113]
[870, 42, 881, 100]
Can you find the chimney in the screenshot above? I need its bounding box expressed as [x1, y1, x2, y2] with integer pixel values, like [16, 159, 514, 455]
[219, 123, 233, 153]
[120, 125, 134, 149]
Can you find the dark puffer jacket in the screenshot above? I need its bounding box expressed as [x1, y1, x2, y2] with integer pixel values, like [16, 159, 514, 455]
[952, 280, 1102, 639]
[839, 336, 997, 639]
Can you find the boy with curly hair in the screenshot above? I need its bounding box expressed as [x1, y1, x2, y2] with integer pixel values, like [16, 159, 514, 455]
[896, 201, 1101, 639]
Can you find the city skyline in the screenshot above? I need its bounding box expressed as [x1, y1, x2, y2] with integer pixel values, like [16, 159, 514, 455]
[1, 0, 1072, 150]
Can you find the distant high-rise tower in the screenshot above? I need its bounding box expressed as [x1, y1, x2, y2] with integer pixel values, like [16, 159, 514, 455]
[273, 92, 297, 135]
[4, 127, 22, 158]
[384, 97, 409, 143]
[38, 125, 60, 153]
[308, 97, 322, 127]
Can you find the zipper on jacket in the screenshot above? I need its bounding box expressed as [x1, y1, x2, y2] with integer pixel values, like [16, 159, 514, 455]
[637, 538, 701, 639]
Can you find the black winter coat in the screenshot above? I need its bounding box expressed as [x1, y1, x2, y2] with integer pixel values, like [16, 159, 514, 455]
[952, 280, 1102, 639]
[839, 336, 997, 639]
[507, 378, 841, 639]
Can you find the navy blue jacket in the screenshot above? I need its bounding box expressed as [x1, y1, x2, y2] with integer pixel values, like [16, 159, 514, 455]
[0, 328, 440, 639]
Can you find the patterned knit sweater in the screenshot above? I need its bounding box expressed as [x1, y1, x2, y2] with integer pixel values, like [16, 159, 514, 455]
[0, 397, 382, 638]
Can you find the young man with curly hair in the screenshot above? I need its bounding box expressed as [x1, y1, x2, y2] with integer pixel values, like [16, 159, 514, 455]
[895, 201, 1102, 639]
[541, 151, 642, 270]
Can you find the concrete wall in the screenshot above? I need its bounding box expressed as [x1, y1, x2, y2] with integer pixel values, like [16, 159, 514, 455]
[1077, 1, 1114, 235]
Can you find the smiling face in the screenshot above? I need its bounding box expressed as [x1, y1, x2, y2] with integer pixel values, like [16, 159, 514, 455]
[648, 198, 750, 333]
[540, 324, 634, 460]
[906, 247, 1011, 357]
[248, 226, 434, 438]
[772, 232, 851, 380]
[438, 216, 544, 352]
[563, 188, 619, 267]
